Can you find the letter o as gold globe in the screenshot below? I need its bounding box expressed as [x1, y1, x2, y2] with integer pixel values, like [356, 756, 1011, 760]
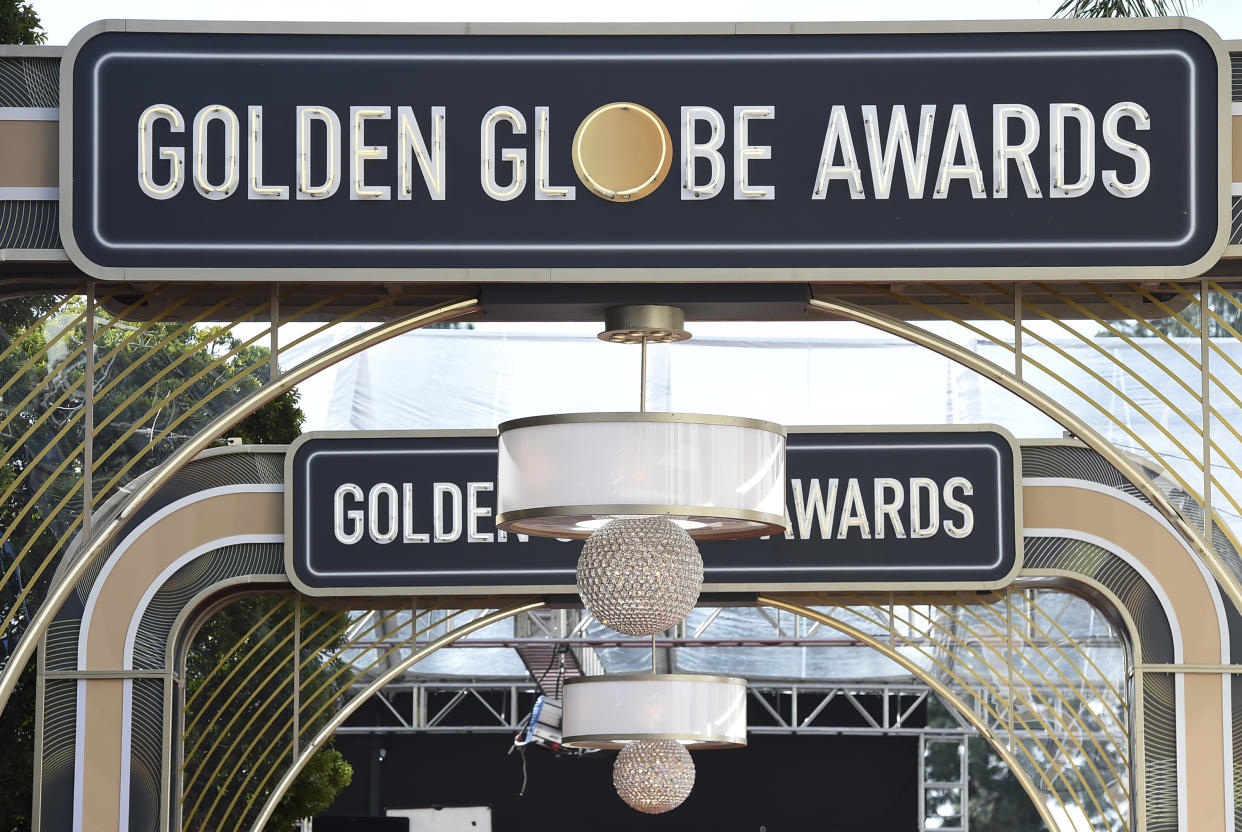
[613, 740, 696, 814]
[576, 517, 703, 637]
[572, 101, 673, 201]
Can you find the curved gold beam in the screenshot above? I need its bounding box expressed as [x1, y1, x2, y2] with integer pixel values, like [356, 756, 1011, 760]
[0, 295, 480, 714]
[760, 595, 1061, 832]
[806, 294, 1242, 619]
[247, 599, 545, 832]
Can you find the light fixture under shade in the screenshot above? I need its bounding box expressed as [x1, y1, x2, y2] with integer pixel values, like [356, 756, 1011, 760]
[613, 740, 696, 814]
[561, 674, 747, 749]
[496, 412, 786, 540]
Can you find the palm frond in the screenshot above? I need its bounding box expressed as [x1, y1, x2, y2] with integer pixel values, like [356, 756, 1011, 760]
[1053, 0, 1191, 18]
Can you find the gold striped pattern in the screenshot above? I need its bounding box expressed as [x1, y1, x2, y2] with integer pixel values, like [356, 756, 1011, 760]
[0, 291, 478, 720]
[810, 284, 1242, 636]
[764, 590, 1130, 832]
[181, 597, 542, 832]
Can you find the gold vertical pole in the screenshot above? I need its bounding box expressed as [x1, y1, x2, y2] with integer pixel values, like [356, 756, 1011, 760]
[651, 633, 656, 674]
[83, 280, 94, 543]
[270, 285, 280, 383]
[1006, 586, 1014, 752]
[640, 336, 648, 413]
[1202, 280, 1211, 539]
[1014, 282, 1023, 382]
[293, 594, 301, 761]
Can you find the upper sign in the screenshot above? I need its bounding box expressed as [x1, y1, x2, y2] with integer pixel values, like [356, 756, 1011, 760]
[62, 20, 1228, 281]
[284, 427, 1021, 596]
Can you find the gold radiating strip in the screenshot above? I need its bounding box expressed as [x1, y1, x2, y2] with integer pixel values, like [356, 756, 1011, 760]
[216, 607, 466, 827]
[247, 600, 544, 832]
[762, 595, 1067, 832]
[793, 592, 1128, 831]
[867, 597, 1119, 827]
[915, 594, 1129, 822]
[183, 602, 357, 826]
[180, 603, 300, 767]
[182, 602, 459, 829]
[0, 296, 479, 718]
[807, 293, 1242, 625]
[181, 598, 296, 728]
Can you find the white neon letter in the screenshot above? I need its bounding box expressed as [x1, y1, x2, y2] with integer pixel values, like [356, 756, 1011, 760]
[681, 106, 726, 200]
[138, 104, 185, 200]
[192, 105, 239, 200]
[1102, 101, 1150, 198]
[247, 106, 288, 200]
[397, 106, 446, 200]
[935, 104, 986, 199]
[535, 106, 575, 201]
[992, 104, 1041, 198]
[1049, 102, 1095, 198]
[480, 106, 527, 201]
[909, 478, 939, 539]
[368, 482, 399, 544]
[733, 105, 774, 200]
[862, 104, 936, 199]
[812, 106, 864, 199]
[351, 105, 391, 200]
[296, 105, 342, 200]
[333, 484, 365, 545]
[943, 477, 975, 539]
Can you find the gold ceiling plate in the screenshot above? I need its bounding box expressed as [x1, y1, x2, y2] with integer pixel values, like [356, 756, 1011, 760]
[572, 102, 673, 202]
[598, 304, 691, 343]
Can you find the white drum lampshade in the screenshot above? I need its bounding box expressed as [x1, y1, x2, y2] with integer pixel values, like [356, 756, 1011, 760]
[495, 412, 786, 540]
[561, 673, 748, 749]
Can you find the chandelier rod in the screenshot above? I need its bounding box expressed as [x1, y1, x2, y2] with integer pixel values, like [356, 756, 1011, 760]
[640, 335, 648, 413]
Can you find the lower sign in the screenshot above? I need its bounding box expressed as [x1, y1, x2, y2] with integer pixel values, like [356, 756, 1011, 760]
[284, 426, 1021, 595]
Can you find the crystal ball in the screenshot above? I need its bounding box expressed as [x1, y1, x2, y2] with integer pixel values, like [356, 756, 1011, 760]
[613, 740, 696, 814]
[576, 517, 703, 637]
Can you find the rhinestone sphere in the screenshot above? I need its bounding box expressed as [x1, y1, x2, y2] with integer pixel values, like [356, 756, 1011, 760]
[613, 740, 696, 814]
[576, 517, 704, 637]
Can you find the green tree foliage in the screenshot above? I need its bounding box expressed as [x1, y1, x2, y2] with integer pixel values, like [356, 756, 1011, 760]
[1106, 293, 1242, 338]
[1055, 0, 1189, 16]
[926, 699, 1048, 832]
[0, 293, 348, 829]
[233, 388, 305, 445]
[0, 661, 36, 831]
[0, 0, 45, 45]
[183, 596, 353, 831]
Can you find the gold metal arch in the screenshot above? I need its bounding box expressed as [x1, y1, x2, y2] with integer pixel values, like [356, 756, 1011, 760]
[0, 293, 479, 716]
[807, 292, 1242, 621]
[762, 590, 1128, 832]
[176, 596, 544, 832]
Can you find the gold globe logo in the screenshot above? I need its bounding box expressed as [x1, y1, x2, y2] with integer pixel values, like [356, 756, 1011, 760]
[572, 102, 673, 202]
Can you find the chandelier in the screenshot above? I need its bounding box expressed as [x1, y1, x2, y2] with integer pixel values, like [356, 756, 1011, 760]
[496, 304, 782, 814]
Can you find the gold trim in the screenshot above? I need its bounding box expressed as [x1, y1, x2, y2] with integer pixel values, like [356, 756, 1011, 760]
[495, 504, 786, 541]
[563, 672, 747, 686]
[561, 733, 746, 749]
[247, 600, 542, 831]
[805, 295, 1242, 624]
[1139, 663, 1242, 674]
[599, 304, 691, 343]
[759, 594, 1065, 832]
[0, 297, 479, 716]
[497, 410, 787, 435]
[572, 102, 673, 202]
[60, 18, 1230, 283]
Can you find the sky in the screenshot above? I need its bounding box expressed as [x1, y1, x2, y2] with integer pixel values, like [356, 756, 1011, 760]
[35, 0, 1242, 46]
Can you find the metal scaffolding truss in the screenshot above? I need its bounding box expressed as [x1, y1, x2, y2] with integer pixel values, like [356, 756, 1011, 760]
[336, 681, 972, 739]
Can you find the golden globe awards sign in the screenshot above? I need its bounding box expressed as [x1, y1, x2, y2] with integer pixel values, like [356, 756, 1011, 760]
[61, 20, 1227, 280]
[284, 427, 1022, 596]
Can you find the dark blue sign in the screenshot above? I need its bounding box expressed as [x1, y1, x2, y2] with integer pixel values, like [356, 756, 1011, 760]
[285, 428, 1021, 595]
[64, 21, 1225, 279]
